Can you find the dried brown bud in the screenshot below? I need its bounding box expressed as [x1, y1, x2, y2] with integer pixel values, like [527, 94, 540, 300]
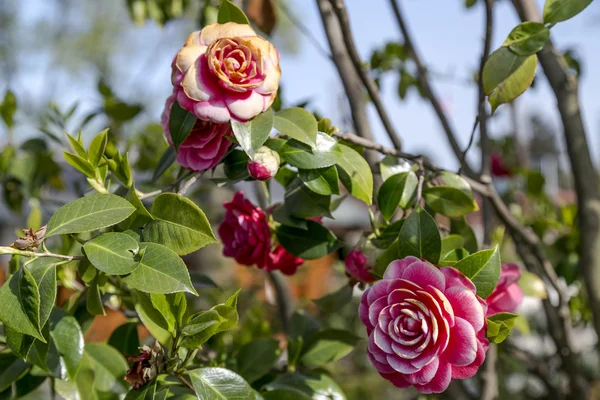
[124, 342, 165, 390]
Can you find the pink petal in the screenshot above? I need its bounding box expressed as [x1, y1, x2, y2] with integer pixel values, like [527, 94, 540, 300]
[387, 353, 420, 374]
[451, 336, 487, 379]
[414, 360, 452, 394]
[369, 297, 388, 328]
[225, 90, 266, 122]
[401, 262, 446, 292]
[445, 286, 485, 332]
[194, 99, 231, 124]
[380, 372, 411, 389]
[441, 267, 476, 292]
[384, 256, 420, 279]
[367, 351, 395, 374]
[443, 317, 477, 367]
[367, 281, 390, 305]
[404, 357, 439, 385]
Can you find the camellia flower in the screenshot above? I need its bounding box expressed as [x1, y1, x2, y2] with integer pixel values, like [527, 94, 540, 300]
[161, 93, 232, 171]
[491, 152, 512, 177]
[266, 245, 303, 275]
[359, 257, 488, 394]
[485, 263, 523, 317]
[345, 249, 376, 283]
[171, 22, 281, 123]
[248, 146, 280, 181]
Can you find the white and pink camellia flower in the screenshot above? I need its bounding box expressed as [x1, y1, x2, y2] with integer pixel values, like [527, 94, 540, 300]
[171, 22, 281, 123]
[161, 93, 232, 172]
[247, 146, 280, 181]
[359, 257, 488, 394]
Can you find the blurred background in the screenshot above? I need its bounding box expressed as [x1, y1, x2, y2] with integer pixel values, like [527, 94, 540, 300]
[1, 0, 599, 398]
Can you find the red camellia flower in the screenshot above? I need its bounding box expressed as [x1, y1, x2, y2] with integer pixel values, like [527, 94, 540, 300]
[345, 249, 376, 283]
[491, 152, 512, 177]
[266, 245, 303, 275]
[359, 257, 488, 394]
[485, 263, 523, 317]
[161, 93, 232, 172]
[218, 191, 272, 267]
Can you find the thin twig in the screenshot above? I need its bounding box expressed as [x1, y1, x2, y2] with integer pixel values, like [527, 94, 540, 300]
[327, 0, 403, 150]
[178, 172, 204, 196]
[7, 250, 86, 261]
[481, 344, 498, 400]
[458, 116, 479, 175]
[266, 271, 294, 334]
[414, 159, 425, 208]
[175, 374, 195, 392]
[139, 170, 193, 200]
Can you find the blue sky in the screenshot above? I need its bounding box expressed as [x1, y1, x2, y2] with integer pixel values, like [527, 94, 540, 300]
[5, 0, 599, 171]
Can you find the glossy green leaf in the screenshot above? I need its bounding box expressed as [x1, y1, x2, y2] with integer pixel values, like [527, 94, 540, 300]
[119, 185, 154, 231]
[143, 193, 218, 256]
[453, 247, 501, 299]
[181, 310, 225, 348]
[83, 232, 140, 275]
[397, 206, 441, 264]
[87, 273, 106, 316]
[0, 354, 29, 391]
[88, 128, 109, 167]
[313, 285, 353, 313]
[83, 343, 128, 393]
[264, 373, 346, 400]
[223, 149, 250, 181]
[299, 166, 339, 196]
[109, 322, 140, 356]
[231, 109, 274, 157]
[543, 0, 593, 23]
[450, 217, 479, 253]
[482, 47, 537, 112]
[5, 327, 47, 371]
[503, 22, 550, 56]
[301, 329, 360, 368]
[441, 234, 465, 256]
[284, 179, 332, 219]
[0, 266, 44, 341]
[336, 143, 373, 205]
[276, 221, 340, 260]
[122, 242, 197, 295]
[290, 311, 320, 342]
[190, 367, 255, 400]
[423, 187, 478, 218]
[380, 156, 411, 182]
[486, 312, 518, 344]
[66, 133, 87, 159]
[46, 194, 136, 236]
[63, 151, 96, 178]
[274, 108, 318, 146]
[152, 147, 176, 183]
[278, 134, 342, 170]
[50, 315, 84, 380]
[169, 101, 196, 151]
[372, 220, 405, 249]
[377, 172, 418, 221]
[217, 0, 250, 24]
[237, 338, 281, 383]
[28, 258, 59, 329]
[274, 166, 298, 188]
[135, 293, 172, 346]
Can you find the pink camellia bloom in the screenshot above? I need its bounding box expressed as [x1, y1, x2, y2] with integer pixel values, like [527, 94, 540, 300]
[161, 93, 232, 171]
[248, 146, 280, 181]
[171, 23, 281, 123]
[345, 249, 376, 283]
[359, 257, 488, 394]
[485, 263, 523, 317]
[218, 191, 272, 267]
[266, 245, 303, 275]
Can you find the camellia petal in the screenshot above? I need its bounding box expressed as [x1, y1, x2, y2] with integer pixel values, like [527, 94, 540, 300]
[199, 22, 257, 46]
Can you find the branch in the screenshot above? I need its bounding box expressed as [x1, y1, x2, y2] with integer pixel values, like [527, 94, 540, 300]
[138, 170, 193, 200]
[175, 374, 195, 393]
[266, 271, 294, 334]
[178, 172, 204, 196]
[326, 0, 403, 150]
[481, 344, 498, 400]
[388, 0, 473, 176]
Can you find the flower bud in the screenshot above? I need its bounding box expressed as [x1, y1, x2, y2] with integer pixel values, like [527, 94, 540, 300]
[248, 146, 280, 181]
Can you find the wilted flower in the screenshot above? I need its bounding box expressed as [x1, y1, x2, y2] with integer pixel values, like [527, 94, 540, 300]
[345, 249, 376, 283]
[171, 23, 281, 123]
[359, 257, 488, 394]
[248, 146, 280, 181]
[10, 226, 46, 251]
[161, 93, 232, 172]
[486, 263, 523, 317]
[125, 342, 165, 389]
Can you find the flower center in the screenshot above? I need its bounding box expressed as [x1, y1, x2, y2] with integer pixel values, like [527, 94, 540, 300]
[207, 37, 265, 92]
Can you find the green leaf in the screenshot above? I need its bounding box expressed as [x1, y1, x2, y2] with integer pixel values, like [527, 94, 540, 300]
[275, 166, 298, 188]
[313, 285, 353, 313]
[336, 143, 373, 205]
[272, 204, 308, 229]
[152, 147, 176, 183]
[441, 234, 465, 256]
[46, 194, 136, 237]
[503, 22, 550, 56]
[66, 133, 87, 159]
[88, 128, 109, 167]
[109, 322, 140, 356]
[82, 343, 128, 393]
[0, 354, 29, 392]
[276, 221, 340, 260]
[190, 272, 220, 290]
[64, 151, 96, 178]
[518, 271, 547, 298]
[372, 220, 405, 249]
[124, 379, 171, 400]
[28, 258, 59, 329]
[450, 217, 479, 253]
[486, 312, 518, 344]
[181, 310, 226, 348]
[87, 273, 106, 316]
[0, 90, 17, 129]
[169, 101, 197, 151]
[482, 47, 537, 112]
[377, 172, 418, 221]
[217, 0, 250, 24]
[50, 315, 84, 380]
[264, 373, 346, 400]
[299, 166, 339, 196]
[123, 242, 197, 295]
[119, 185, 154, 231]
[231, 109, 274, 157]
[143, 193, 218, 256]
[0, 266, 44, 341]
[223, 149, 250, 181]
[83, 232, 140, 275]
[301, 329, 360, 368]
[135, 293, 172, 346]
[380, 156, 411, 182]
[290, 311, 320, 342]
[453, 247, 501, 299]
[274, 108, 318, 147]
[150, 294, 177, 334]
[237, 338, 281, 383]
[278, 134, 342, 170]
[284, 178, 332, 219]
[422, 173, 479, 218]
[543, 0, 593, 23]
[168, 292, 187, 328]
[189, 368, 254, 400]
[397, 206, 441, 264]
